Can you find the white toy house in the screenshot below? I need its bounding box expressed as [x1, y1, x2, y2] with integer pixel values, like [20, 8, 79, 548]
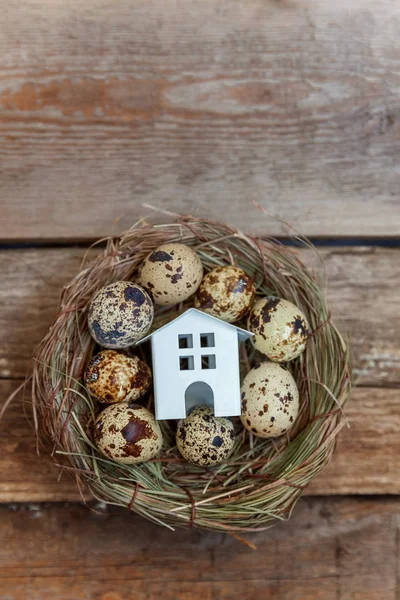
[138, 308, 253, 420]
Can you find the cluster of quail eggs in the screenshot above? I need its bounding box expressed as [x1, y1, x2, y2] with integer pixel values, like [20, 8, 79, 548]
[84, 241, 310, 468]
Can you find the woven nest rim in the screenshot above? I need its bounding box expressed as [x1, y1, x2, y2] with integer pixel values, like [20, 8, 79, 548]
[32, 215, 351, 534]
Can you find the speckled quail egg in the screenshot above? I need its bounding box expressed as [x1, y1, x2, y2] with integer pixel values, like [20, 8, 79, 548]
[138, 243, 203, 306]
[84, 350, 152, 404]
[176, 406, 235, 466]
[248, 296, 309, 362]
[240, 362, 299, 438]
[194, 266, 255, 323]
[88, 281, 154, 348]
[94, 403, 163, 464]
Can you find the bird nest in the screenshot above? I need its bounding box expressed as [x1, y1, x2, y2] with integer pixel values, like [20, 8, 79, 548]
[32, 216, 351, 534]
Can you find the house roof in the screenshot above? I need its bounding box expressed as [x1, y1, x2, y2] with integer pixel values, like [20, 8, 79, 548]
[136, 307, 254, 345]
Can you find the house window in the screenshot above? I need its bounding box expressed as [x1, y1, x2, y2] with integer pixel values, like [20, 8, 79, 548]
[201, 355, 216, 370]
[178, 334, 193, 349]
[180, 356, 194, 371]
[200, 333, 215, 348]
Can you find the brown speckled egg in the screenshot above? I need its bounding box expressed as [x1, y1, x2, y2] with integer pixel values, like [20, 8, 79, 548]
[84, 350, 152, 404]
[138, 243, 203, 306]
[94, 403, 163, 464]
[194, 266, 255, 323]
[248, 297, 309, 362]
[176, 406, 235, 466]
[240, 362, 299, 438]
[88, 281, 154, 348]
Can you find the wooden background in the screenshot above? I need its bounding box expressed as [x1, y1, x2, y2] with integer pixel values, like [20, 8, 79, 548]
[0, 1, 399, 598]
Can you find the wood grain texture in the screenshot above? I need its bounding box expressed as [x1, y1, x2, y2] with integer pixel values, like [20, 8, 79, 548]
[0, 498, 398, 599]
[0, 0, 400, 240]
[308, 386, 400, 495]
[0, 247, 397, 385]
[0, 382, 399, 501]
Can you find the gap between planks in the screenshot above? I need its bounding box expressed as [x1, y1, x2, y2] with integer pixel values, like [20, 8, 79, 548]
[1, 237, 400, 249]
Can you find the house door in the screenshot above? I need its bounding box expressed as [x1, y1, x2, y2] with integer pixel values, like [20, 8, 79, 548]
[185, 381, 214, 415]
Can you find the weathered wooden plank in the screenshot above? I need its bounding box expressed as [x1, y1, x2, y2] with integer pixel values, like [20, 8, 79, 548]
[0, 381, 398, 500]
[0, 247, 397, 500]
[0, 380, 84, 502]
[0, 0, 400, 239]
[0, 247, 397, 385]
[0, 498, 397, 599]
[307, 386, 400, 495]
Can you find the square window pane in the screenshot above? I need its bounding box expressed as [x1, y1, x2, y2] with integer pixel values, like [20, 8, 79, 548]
[201, 355, 216, 369]
[200, 333, 215, 348]
[180, 356, 194, 370]
[178, 334, 193, 349]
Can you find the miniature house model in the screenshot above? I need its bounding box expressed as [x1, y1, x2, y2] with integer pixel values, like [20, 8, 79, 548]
[138, 308, 253, 420]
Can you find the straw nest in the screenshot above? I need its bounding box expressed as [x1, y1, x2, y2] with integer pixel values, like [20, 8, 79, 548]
[32, 216, 351, 534]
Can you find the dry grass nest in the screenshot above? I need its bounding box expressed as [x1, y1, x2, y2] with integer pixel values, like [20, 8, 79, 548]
[32, 215, 351, 535]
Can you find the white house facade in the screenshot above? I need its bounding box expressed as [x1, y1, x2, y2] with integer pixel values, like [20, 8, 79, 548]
[137, 309, 253, 420]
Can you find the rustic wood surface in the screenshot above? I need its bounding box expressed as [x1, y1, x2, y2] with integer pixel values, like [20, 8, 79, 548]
[0, 498, 398, 600]
[0, 0, 400, 240]
[1, 0, 400, 597]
